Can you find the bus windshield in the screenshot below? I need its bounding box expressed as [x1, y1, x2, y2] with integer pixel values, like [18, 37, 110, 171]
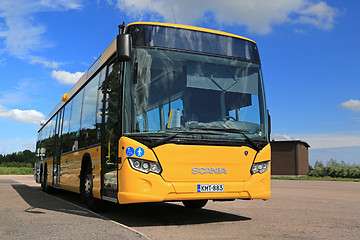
[123, 47, 268, 145]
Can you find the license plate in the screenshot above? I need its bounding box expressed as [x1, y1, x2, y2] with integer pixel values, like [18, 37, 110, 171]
[197, 184, 224, 193]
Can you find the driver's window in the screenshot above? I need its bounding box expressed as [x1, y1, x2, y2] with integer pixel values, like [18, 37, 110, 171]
[238, 95, 260, 124]
[166, 99, 183, 128]
[147, 108, 160, 132]
[135, 114, 145, 132]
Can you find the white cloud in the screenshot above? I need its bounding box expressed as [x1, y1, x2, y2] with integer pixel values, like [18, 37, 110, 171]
[0, 91, 26, 105]
[272, 133, 296, 141]
[0, 137, 36, 154]
[51, 70, 84, 84]
[0, 57, 7, 67]
[299, 134, 360, 149]
[115, 0, 338, 34]
[273, 133, 360, 149]
[30, 57, 60, 69]
[340, 99, 360, 113]
[0, 104, 45, 124]
[0, 78, 41, 105]
[0, 0, 83, 57]
[296, 1, 337, 31]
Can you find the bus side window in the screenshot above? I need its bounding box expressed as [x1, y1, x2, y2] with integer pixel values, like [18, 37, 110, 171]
[43, 118, 56, 158]
[69, 89, 83, 151]
[96, 67, 107, 141]
[61, 102, 72, 153]
[79, 72, 100, 148]
[35, 131, 42, 161]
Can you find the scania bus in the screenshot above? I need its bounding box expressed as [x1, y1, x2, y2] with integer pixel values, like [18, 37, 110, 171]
[34, 22, 271, 209]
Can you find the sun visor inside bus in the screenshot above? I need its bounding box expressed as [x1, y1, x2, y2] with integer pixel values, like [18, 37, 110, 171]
[186, 63, 258, 95]
[127, 25, 261, 63]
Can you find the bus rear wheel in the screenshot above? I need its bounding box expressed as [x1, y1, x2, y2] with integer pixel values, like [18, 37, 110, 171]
[182, 200, 208, 209]
[42, 166, 52, 194]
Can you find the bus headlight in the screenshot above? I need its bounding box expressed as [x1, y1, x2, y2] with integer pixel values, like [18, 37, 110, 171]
[251, 161, 269, 174]
[128, 158, 162, 174]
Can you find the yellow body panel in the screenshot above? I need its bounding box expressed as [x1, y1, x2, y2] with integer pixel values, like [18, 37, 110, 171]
[155, 144, 256, 182]
[60, 146, 101, 197]
[117, 137, 271, 204]
[40, 138, 270, 204]
[60, 151, 81, 193]
[118, 160, 175, 204]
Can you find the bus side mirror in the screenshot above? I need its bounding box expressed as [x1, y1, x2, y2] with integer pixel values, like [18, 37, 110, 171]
[116, 34, 132, 62]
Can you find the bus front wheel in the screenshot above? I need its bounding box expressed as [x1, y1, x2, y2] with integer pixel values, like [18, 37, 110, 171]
[182, 200, 208, 209]
[81, 164, 100, 211]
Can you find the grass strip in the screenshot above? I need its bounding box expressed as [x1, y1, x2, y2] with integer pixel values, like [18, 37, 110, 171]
[0, 167, 33, 175]
[272, 175, 359, 182]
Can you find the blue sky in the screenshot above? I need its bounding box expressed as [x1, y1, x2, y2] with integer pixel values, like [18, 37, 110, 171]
[0, 0, 359, 164]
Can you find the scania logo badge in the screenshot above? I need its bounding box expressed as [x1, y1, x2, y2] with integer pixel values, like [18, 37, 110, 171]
[192, 167, 227, 174]
[244, 151, 249, 156]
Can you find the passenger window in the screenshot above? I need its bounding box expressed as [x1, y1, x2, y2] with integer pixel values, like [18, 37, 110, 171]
[80, 73, 100, 148]
[35, 132, 42, 161]
[96, 67, 107, 139]
[44, 118, 56, 158]
[61, 102, 72, 153]
[69, 90, 83, 151]
[41, 125, 49, 158]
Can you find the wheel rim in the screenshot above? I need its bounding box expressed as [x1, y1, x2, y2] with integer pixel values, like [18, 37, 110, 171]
[84, 174, 92, 197]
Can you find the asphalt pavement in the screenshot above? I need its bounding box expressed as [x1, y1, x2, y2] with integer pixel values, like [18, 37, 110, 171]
[0, 175, 148, 240]
[1, 175, 359, 240]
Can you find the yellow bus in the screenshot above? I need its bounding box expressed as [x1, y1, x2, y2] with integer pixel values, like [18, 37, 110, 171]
[35, 22, 271, 209]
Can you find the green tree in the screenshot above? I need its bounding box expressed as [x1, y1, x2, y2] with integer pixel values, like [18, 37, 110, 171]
[0, 150, 35, 164]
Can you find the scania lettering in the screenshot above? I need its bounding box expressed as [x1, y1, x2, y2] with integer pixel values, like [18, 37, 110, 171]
[192, 167, 227, 174]
[34, 22, 271, 210]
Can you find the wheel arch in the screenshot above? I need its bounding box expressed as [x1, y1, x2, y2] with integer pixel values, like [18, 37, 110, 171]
[80, 153, 92, 192]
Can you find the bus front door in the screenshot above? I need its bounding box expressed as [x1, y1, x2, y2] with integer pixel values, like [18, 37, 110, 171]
[101, 62, 120, 202]
[53, 109, 63, 188]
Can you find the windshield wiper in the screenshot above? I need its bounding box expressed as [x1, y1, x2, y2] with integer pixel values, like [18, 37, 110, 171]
[188, 127, 260, 152]
[148, 130, 222, 148]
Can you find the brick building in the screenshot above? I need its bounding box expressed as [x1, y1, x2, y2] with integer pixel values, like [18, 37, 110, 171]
[270, 140, 310, 176]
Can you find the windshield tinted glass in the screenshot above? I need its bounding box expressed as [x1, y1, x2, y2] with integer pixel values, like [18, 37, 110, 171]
[128, 24, 260, 63]
[123, 48, 268, 142]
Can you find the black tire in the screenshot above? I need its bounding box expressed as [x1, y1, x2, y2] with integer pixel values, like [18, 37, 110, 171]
[182, 199, 208, 209]
[40, 165, 44, 189]
[81, 164, 100, 211]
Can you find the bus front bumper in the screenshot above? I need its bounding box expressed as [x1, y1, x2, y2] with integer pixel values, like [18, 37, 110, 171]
[117, 162, 271, 204]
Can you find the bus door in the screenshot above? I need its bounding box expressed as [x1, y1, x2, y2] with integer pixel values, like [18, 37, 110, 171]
[101, 62, 121, 201]
[53, 108, 64, 188]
